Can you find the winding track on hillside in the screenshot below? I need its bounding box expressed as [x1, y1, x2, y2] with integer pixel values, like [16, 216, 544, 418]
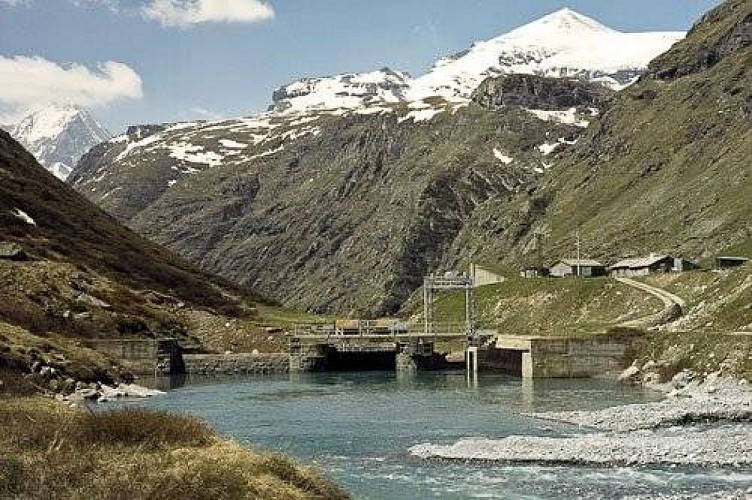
[615, 277, 687, 328]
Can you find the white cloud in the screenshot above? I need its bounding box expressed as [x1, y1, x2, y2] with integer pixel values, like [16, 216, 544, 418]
[70, 0, 121, 11]
[142, 0, 275, 28]
[0, 0, 32, 6]
[0, 56, 143, 121]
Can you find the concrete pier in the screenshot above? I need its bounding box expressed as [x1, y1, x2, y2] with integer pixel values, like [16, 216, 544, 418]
[83, 338, 185, 375]
[480, 334, 639, 378]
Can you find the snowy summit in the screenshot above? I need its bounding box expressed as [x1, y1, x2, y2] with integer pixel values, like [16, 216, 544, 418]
[10, 104, 111, 180]
[271, 8, 684, 114]
[408, 8, 685, 100]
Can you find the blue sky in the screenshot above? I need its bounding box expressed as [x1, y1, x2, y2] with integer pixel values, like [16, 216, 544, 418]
[0, 0, 720, 132]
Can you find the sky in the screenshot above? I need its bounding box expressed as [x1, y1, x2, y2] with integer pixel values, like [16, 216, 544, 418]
[0, 0, 721, 133]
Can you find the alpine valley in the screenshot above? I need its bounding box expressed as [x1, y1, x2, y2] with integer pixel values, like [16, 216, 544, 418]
[68, 6, 751, 316]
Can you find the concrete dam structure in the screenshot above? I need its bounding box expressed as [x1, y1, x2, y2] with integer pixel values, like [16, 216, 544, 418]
[289, 336, 460, 373]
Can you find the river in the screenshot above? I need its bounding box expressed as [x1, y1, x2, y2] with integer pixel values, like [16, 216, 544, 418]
[121, 371, 752, 499]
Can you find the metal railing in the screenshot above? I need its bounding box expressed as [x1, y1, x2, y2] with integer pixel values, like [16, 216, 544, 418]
[288, 321, 469, 341]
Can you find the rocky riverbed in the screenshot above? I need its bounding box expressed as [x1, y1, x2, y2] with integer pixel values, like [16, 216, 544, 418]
[410, 370, 752, 468]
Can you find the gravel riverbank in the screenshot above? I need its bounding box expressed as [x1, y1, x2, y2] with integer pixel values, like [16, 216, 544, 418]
[410, 372, 752, 467]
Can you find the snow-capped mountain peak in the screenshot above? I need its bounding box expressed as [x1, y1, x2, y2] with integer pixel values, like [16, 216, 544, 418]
[10, 104, 111, 180]
[408, 8, 684, 101]
[262, 9, 682, 116]
[504, 8, 617, 41]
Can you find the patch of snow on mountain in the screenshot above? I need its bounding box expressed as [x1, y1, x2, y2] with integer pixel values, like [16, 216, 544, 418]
[271, 68, 411, 114]
[538, 137, 579, 155]
[115, 134, 164, 162]
[12, 208, 36, 226]
[527, 108, 590, 127]
[280, 126, 321, 142]
[168, 142, 223, 167]
[538, 142, 561, 156]
[245, 145, 285, 162]
[219, 139, 248, 149]
[355, 106, 393, 116]
[493, 148, 514, 165]
[171, 165, 200, 175]
[398, 108, 443, 123]
[100, 186, 122, 200]
[166, 121, 205, 132]
[109, 134, 129, 143]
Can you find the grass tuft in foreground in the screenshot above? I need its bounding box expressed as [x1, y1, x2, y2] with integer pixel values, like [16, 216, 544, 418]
[0, 398, 348, 499]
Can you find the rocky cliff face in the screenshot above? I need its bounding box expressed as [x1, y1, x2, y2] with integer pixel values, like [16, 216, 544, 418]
[471, 74, 613, 111]
[648, 0, 750, 80]
[74, 102, 583, 316]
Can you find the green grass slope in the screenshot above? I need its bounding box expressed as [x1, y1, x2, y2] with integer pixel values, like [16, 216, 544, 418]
[408, 276, 661, 337]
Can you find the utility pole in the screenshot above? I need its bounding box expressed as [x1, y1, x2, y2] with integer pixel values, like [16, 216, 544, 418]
[576, 227, 581, 278]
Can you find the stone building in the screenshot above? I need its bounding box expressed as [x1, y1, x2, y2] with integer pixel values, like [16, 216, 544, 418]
[609, 254, 699, 277]
[549, 259, 606, 278]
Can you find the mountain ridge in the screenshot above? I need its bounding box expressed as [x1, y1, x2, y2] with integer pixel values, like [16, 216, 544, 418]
[267, 8, 682, 115]
[69, 6, 735, 316]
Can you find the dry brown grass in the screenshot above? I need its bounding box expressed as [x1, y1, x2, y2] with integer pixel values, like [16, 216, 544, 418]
[0, 398, 348, 499]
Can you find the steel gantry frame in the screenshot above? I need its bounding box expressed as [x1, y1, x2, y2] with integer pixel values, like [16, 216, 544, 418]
[423, 273, 476, 345]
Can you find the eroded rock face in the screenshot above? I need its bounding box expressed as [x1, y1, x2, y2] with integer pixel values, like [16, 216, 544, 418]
[471, 74, 614, 111]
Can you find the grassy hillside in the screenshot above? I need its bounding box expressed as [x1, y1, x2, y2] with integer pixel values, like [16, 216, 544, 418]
[0, 398, 346, 499]
[641, 265, 752, 333]
[409, 276, 661, 337]
[0, 129, 325, 385]
[0, 130, 346, 500]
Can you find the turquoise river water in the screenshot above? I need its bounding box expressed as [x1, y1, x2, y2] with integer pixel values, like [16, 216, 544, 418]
[121, 372, 752, 499]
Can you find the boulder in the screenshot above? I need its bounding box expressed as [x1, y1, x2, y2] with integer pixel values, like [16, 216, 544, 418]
[670, 369, 696, 389]
[75, 292, 112, 310]
[618, 364, 641, 384]
[0, 242, 30, 261]
[78, 388, 100, 400]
